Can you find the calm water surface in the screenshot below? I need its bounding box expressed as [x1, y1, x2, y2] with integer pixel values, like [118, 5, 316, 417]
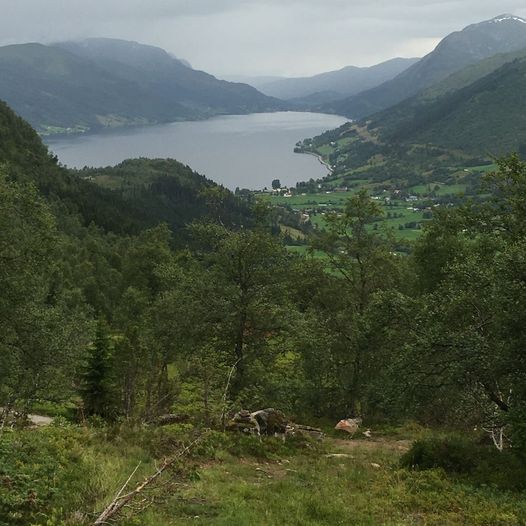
[46, 112, 348, 189]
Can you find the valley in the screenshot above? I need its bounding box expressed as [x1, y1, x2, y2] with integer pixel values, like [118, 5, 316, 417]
[267, 134, 493, 244]
[2, 9, 526, 526]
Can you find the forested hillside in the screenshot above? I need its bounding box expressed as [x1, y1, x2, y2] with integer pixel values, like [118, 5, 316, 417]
[256, 57, 419, 104]
[0, 99, 253, 237]
[299, 44, 526, 203]
[324, 14, 526, 119]
[0, 39, 284, 135]
[1, 94, 526, 523]
[377, 57, 526, 154]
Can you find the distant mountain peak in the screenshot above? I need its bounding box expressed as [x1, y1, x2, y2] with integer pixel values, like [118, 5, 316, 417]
[325, 13, 526, 120]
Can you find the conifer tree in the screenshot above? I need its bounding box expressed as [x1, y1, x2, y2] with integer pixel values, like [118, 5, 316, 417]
[81, 320, 115, 419]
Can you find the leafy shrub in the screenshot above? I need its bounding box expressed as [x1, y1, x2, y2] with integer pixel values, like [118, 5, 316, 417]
[401, 435, 526, 491]
[471, 450, 526, 491]
[0, 428, 91, 525]
[401, 435, 479, 473]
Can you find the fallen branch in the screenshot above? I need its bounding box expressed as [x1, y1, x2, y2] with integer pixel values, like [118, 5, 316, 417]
[93, 434, 206, 525]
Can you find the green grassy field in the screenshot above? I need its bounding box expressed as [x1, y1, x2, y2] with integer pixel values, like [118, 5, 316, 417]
[465, 163, 497, 174]
[409, 183, 467, 196]
[4, 424, 526, 525]
[264, 189, 430, 241]
[262, 138, 489, 243]
[165, 438, 526, 526]
[261, 190, 361, 207]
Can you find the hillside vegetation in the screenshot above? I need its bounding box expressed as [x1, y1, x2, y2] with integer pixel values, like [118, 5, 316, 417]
[0, 39, 284, 135]
[1, 91, 526, 524]
[3, 13, 526, 522]
[0, 99, 252, 236]
[291, 40, 526, 244]
[300, 52, 526, 197]
[324, 14, 526, 119]
[256, 57, 419, 104]
[383, 57, 526, 154]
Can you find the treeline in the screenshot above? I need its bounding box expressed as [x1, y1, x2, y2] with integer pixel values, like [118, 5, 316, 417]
[0, 97, 525, 453]
[2, 146, 526, 455]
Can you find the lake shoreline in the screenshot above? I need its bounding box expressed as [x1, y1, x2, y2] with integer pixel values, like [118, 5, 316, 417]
[43, 110, 343, 142]
[46, 112, 349, 190]
[298, 150, 333, 174]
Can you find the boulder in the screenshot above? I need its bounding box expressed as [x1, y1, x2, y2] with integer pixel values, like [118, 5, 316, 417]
[286, 423, 324, 441]
[335, 417, 363, 436]
[251, 408, 288, 436]
[227, 408, 324, 442]
[226, 410, 260, 435]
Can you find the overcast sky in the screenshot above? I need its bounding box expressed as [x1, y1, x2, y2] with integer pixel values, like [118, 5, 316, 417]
[2, 1, 526, 77]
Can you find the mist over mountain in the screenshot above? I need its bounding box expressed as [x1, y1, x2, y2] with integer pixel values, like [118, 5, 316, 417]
[324, 14, 526, 119]
[255, 58, 420, 104]
[0, 38, 285, 135]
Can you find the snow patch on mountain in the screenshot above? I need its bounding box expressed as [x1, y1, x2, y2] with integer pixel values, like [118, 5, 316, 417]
[491, 14, 526, 24]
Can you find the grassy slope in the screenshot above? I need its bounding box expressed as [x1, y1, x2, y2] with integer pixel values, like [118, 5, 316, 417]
[401, 58, 526, 154]
[4, 426, 525, 526]
[421, 47, 526, 101]
[174, 440, 525, 526]
[360, 55, 526, 156]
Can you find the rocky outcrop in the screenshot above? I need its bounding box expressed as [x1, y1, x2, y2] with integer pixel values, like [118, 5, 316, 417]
[227, 408, 324, 441]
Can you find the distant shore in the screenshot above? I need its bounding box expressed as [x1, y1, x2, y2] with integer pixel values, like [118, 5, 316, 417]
[298, 150, 333, 174]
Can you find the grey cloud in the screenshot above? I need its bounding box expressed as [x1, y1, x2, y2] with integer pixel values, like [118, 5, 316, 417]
[1, 1, 525, 76]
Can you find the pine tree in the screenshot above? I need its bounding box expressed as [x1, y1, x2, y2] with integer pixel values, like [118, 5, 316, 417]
[80, 320, 115, 419]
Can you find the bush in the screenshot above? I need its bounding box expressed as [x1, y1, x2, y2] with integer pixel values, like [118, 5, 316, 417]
[401, 435, 526, 491]
[0, 428, 91, 525]
[471, 450, 526, 491]
[401, 435, 479, 473]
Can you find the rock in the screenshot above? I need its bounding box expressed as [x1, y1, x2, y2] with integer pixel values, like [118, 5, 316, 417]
[286, 424, 324, 441]
[227, 408, 323, 441]
[226, 410, 260, 435]
[28, 414, 54, 427]
[335, 417, 363, 436]
[325, 453, 354, 459]
[0, 408, 53, 428]
[251, 408, 288, 436]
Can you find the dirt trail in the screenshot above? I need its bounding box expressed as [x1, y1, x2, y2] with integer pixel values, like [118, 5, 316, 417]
[27, 414, 54, 426]
[0, 408, 54, 427]
[331, 437, 412, 453]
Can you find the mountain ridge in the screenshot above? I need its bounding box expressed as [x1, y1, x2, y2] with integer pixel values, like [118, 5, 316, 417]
[0, 97, 253, 236]
[0, 38, 285, 135]
[255, 57, 420, 104]
[323, 14, 526, 119]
